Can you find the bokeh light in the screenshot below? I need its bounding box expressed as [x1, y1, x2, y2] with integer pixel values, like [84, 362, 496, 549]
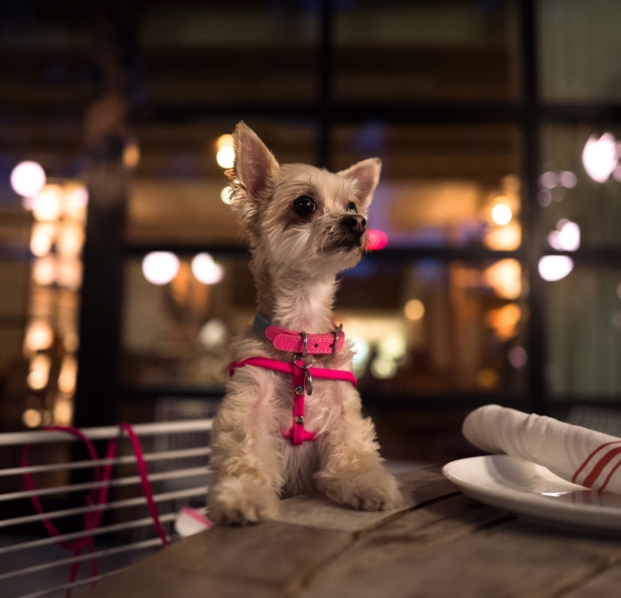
[22, 409, 42, 428]
[220, 186, 233, 205]
[582, 133, 617, 183]
[404, 299, 425, 321]
[491, 203, 512, 225]
[142, 252, 180, 285]
[538, 255, 574, 281]
[367, 229, 388, 251]
[11, 161, 46, 197]
[192, 253, 224, 284]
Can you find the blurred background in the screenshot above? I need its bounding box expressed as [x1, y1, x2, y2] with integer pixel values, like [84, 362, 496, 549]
[2, 0, 621, 464]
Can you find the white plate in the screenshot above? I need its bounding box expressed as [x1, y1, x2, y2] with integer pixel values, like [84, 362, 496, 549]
[442, 455, 621, 534]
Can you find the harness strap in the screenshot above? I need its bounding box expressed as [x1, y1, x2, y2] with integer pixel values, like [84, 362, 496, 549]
[229, 357, 357, 445]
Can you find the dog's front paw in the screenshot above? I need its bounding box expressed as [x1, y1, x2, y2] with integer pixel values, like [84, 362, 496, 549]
[207, 475, 279, 525]
[316, 467, 403, 512]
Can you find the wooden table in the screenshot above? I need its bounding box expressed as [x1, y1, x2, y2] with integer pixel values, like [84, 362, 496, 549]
[89, 467, 621, 597]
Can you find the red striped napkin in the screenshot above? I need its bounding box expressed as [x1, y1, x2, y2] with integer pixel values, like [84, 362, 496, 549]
[463, 405, 621, 495]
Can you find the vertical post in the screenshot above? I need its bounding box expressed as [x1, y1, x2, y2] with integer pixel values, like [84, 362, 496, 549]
[520, 0, 547, 413]
[318, 0, 333, 170]
[74, 1, 140, 428]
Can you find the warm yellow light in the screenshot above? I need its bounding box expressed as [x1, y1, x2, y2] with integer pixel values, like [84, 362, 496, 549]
[485, 303, 522, 340]
[23, 409, 42, 428]
[491, 203, 512, 225]
[57, 224, 84, 257]
[54, 396, 73, 425]
[32, 185, 63, 222]
[32, 256, 57, 286]
[27, 354, 51, 390]
[65, 186, 88, 220]
[30, 222, 57, 257]
[24, 320, 54, 355]
[57, 258, 82, 290]
[124, 143, 140, 169]
[58, 355, 77, 393]
[216, 134, 234, 151]
[216, 146, 235, 169]
[484, 259, 521, 299]
[477, 368, 499, 389]
[404, 299, 425, 321]
[484, 222, 521, 251]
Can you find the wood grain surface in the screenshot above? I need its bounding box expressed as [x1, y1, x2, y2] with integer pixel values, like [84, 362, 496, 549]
[87, 468, 621, 598]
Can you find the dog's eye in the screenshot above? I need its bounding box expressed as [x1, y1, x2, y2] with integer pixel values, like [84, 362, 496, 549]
[348, 202, 358, 213]
[293, 196, 316, 217]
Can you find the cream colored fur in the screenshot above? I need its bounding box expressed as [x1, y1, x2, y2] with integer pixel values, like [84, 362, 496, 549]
[207, 122, 403, 524]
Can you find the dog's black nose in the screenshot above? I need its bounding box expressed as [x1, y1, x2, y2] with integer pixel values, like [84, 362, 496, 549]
[341, 214, 367, 235]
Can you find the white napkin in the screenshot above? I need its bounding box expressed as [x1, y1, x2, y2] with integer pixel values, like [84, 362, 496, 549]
[463, 405, 621, 495]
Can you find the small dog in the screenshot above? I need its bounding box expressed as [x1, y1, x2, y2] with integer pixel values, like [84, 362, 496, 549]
[207, 122, 402, 524]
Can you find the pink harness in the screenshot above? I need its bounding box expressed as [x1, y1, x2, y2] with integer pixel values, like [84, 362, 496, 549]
[228, 316, 357, 446]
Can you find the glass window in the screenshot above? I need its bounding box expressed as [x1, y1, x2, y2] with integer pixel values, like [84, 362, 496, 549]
[540, 124, 621, 248]
[127, 120, 318, 245]
[539, 0, 621, 102]
[141, 1, 319, 104]
[121, 254, 529, 397]
[121, 254, 253, 392]
[545, 263, 621, 397]
[334, 0, 521, 102]
[334, 123, 522, 249]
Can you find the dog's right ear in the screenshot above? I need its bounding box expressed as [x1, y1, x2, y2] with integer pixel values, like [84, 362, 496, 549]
[228, 122, 279, 206]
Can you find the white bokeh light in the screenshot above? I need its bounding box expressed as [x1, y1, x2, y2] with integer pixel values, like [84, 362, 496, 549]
[547, 220, 580, 252]
[582, 133, 618, 183]
[538, 256, 574, 281]
[191, 253, 224, 284]
[559, 171, 577, 188]
[220, 186, 233, 205]
[199, 318, 227, 348]
[10, 161, 46, 197]
[216, 146, 235, 169]
[538, 171, 557, 189]
[491, 204, 512, 225]
[142, 252, 180, 285]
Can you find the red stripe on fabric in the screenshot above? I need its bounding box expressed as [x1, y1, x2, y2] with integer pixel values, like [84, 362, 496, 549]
[596, 451, 621, 492]
[582, 446, 621, 488]
[571, 440, 621, 483]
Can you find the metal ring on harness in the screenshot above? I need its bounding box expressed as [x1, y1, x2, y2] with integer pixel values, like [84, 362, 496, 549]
[293, 354, 314, 395]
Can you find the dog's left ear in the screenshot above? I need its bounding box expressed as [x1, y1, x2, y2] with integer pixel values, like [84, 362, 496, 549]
[337, 158, 382, 208]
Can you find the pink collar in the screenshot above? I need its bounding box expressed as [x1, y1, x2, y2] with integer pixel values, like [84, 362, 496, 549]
[253, 312, 346, 356]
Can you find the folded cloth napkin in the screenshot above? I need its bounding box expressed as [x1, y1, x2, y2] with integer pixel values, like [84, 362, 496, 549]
[463, 405, 621, 494]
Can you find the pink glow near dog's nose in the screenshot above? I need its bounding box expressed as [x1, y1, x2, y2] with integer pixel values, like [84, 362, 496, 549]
[366, 230, 388, 250]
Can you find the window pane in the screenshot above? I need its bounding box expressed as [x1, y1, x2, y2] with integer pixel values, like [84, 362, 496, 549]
[127, 120, 317, 245]
[334, 123, 522, 249]
[539, 0, 621, 102]
[540, 125, 621, 248]
[121, 254, 253, 392]
[121, 255, 529, 397]
[334, 0, 521, 102]
[141, 1, 318, 103]
[545, 264, 621, 397]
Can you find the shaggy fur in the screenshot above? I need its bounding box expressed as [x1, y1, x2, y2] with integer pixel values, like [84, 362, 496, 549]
[207, 122, 403, 524]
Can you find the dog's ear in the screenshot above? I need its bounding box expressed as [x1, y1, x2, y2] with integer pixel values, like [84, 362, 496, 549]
[229, 122, 279, 201]
[337, 158, 381, 208]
